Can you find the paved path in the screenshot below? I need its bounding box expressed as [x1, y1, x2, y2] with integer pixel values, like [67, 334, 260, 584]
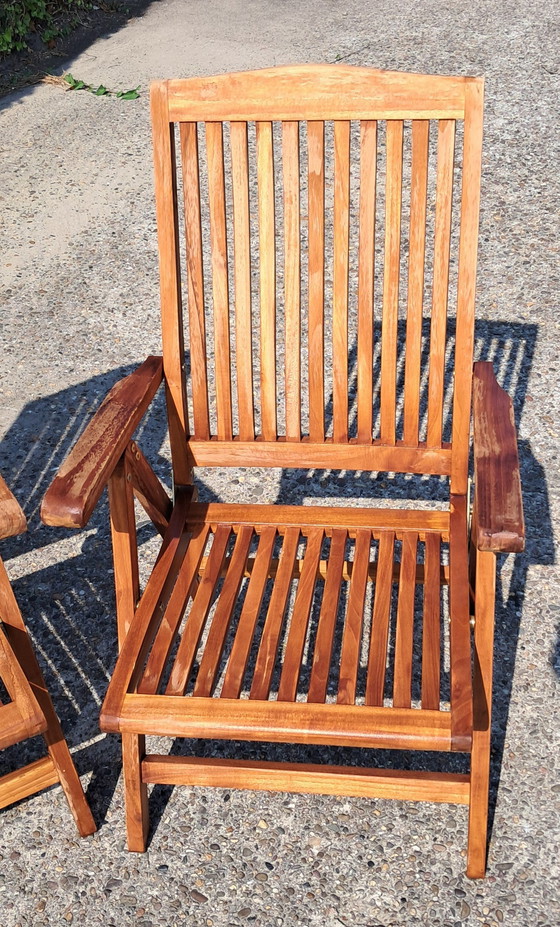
[0, 2, 558, 924]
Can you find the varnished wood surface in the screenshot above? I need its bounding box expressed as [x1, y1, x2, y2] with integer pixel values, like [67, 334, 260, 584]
[142, 755, 470, 804]
[41, 356, 163, 529]
[0, 475, 26, 540]
[165, 66, 472, 121]
[473, 362, 525, 552]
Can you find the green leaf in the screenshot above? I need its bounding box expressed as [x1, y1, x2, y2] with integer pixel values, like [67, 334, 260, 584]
[74, 80, 86, 90]
[117, 87, 140, 100]
[94, 84, 108, 95]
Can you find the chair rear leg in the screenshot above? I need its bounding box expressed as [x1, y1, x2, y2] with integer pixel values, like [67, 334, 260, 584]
[122, 733, 149, 851]
[467, 548, 496, 878]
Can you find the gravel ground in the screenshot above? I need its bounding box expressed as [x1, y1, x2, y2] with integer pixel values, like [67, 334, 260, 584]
[1, 1, 559, 924]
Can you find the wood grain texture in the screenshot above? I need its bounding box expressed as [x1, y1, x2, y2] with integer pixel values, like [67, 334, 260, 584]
[332, 120, 351, 443]
[186, 439, 451, 474]
[193, 525, 253, 696]
[365, 530, 395, 706]
[166, 524, 230, 695]
[151, 83, 190, 482]
[277, 528, 323, 701]
[126, 440, 172, 538]
[206, 121, 233, 440]
[380, 120, 403, 445]
[142, 754, 470, 804]
[184, 502, 449, 536]
[337, 528, 370, 704]
[450, 78, 484, 493]
[449, 494, 474, 747]
[0, 476, 26, 540]
[356, 120, 377, 442]
[427, 119, 455, 448]
[164, 67, 469, 121]
[403, 120, 429, 446]
[105, 694, 457, 752]
[282, 121, 301, 440]
[307, 121, 325, 441]
[421, 532, 441, 709]
[41, 356, 163, 529]
[256, 121, 277, 440]
[249, 527, 300, 700]
[472, 362, 524, 553]
[0, 556, 95, 835]
[393, 531, 418, 708]
[307, 528, 347, 703]
[180, 121, 210, 439]
[467, 546, 496, 878]
[230, 120, 255, 440]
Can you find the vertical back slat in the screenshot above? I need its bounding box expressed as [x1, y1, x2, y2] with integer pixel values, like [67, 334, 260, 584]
[282, 121, 301, 441]
[380, 120, 403, 445]
[421, 532, 441, 709]
[151, 84, 190, 482]
[427, 119, 455, 447]
[206, 121, 233, 439]
[356, 120, 377, 443]
[180, 123, 209, 440]
[403, 120, 429, 446]
[307, 121, 325, 442]
[393, 531, 418, 708]
[256, 121, 277, 440]
[332, 120, 351, 443]
[230, 121, 255, 440]
[451, 80, 484, 493]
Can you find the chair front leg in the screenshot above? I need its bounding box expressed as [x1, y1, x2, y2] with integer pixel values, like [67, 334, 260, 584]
[108, 454, 148, 851]
[467, 545, 496, 878]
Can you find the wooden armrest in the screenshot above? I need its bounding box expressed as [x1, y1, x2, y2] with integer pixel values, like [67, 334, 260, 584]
[0, 475, 27, 540]
[472, 361, 525, 553]
[41, 356, 164, 529]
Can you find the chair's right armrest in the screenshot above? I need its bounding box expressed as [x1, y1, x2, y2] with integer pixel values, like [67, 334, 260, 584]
[0, 475, 27, 540]
[41, 356, 163, 530]
[472, 361, 525, 553]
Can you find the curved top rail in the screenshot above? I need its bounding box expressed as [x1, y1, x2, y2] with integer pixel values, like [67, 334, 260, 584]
[161, 64, 482, 122]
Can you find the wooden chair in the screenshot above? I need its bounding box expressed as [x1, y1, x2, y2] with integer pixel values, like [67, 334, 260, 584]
[0, 475, 95, 834]
[41, 66, 524, 877]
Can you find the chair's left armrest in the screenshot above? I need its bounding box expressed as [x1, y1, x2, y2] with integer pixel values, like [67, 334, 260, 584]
[472, 361, 525, 553]
[0, 475, 27, 540]
[41, 356, 163, 529]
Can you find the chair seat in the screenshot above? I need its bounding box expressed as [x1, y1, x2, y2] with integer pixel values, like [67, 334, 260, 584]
[101, 501, 472, 752]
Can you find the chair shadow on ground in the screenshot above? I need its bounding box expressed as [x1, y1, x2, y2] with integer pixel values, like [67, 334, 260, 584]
[0, 319, 554, 855]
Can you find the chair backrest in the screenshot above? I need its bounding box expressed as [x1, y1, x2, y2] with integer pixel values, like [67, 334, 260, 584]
[150, 66, 484, 495]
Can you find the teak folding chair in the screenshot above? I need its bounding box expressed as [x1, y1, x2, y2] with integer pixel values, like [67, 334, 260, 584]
[41, 66, 524, 877]
[0, 475, 95, 835]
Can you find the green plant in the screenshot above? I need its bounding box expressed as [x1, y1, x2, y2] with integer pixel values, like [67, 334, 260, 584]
[0, 1, 92, 56]
[64, 71, 140, 98]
